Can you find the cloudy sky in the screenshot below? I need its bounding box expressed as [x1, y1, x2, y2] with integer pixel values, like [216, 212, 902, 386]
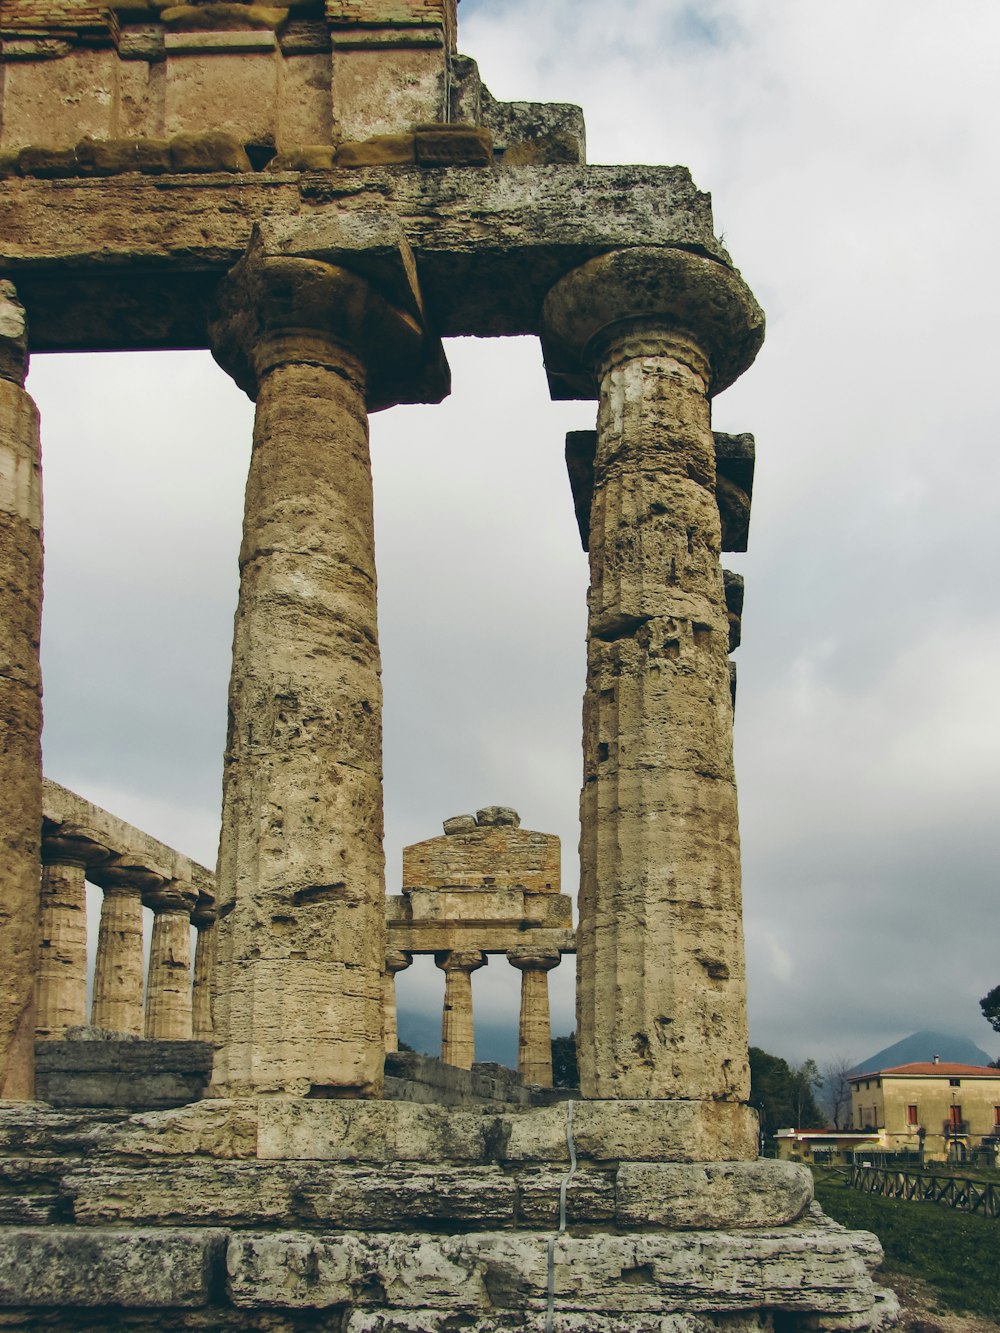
[28, 0, 1000, 1071]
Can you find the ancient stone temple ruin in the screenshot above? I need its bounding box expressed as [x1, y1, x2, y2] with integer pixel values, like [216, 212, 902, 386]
[0, 0, 896, 1325]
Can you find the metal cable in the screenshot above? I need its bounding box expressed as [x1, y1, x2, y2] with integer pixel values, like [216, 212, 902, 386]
[545, 1099, 578, 1333]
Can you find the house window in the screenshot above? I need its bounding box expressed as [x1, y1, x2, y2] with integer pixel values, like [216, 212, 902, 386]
[994, 1106, 1000, 1127]
[907, 1104, 918, 1125]
[949, 1078, 961, 1087]
[949, 1104, 963, 1128]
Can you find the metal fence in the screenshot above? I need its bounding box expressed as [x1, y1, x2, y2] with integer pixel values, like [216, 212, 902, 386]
[850, 1164, 1000, 1219]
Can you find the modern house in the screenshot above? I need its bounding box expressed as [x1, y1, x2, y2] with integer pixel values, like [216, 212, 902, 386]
[849, 1058, 1000, 1162]
[774, 1128, 881, 1165]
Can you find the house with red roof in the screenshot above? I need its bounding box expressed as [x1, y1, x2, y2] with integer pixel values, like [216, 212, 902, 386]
[849, 1056, 1000, 1162]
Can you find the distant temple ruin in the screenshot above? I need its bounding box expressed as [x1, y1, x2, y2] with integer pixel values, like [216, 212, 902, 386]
[0, 0, 895, 1325]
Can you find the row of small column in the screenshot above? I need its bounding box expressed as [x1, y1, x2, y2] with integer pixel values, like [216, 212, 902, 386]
[384, 947, 560, 1089]
[36, 827, 216, 1044]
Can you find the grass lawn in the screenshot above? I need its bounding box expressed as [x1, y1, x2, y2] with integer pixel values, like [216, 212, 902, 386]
[813, 1168, 1000, 1320]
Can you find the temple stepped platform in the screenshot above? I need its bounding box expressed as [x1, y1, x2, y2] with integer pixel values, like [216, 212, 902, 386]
[0, 1099, 895, 1330]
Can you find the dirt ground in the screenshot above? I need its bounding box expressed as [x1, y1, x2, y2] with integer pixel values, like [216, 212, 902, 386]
[887, 1271, 1000, 1332]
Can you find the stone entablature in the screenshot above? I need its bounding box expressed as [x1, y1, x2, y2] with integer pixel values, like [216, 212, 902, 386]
[39, 779, 216, 1049]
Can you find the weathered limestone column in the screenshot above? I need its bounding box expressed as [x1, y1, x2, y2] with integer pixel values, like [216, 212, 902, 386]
[208, 226, 445, 1096]
[542, 247, 764, 1109]
[0, 283, 42, 1097]
[89, 864, 155, 1036]
[191, 904, 217, 1043]
[36, 828, 109, 1040]
[507, 947, 560, 1088]
[143, 881, 197, 1040]
[383, 950, 411, 1055]
[435, 949, 486, 1071]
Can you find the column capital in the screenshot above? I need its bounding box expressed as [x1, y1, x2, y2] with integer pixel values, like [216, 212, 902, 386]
[144, 879, 199, 915]
[435, 949, 487, 975]
[506, 947, 561, 973]
[385, 950, 413, 975]
[540, 246, 764, 400]
[89, 858, 168, 898]
[40, 824, 111, 872]
[0, 281, 28, 387]
[208, 222, 450, 411]
[191, 897, 218, 930]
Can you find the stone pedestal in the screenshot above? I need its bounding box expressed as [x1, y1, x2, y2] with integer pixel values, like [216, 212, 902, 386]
[507, 948, 559, 1088]
[383, 950, 411, 1055]
[207, 226, 446, 1097]
[436, 949, 486, 1071]
[543, 248, 763, 1111]
[0, 283, 41, 1099]
[89, 864, 157, 1037]
[36, 829, 110, 1041]
[144, 883, 196, 1041]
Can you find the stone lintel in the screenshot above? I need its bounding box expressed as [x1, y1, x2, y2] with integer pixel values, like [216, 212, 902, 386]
[0, 165, 725, 352]
[386, 921, 574, 956]
[566, 428, 756, 553]
[43, 779, 213, 903]
[163, 28, 278, 53]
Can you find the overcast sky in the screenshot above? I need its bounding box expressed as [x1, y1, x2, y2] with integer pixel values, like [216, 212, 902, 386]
[27, 0, 1000, 1071]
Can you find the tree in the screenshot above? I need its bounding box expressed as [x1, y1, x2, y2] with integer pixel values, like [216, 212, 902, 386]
[980, 985, 1000, 1035]
[551, 1033, 579, 1089]
[822, 1054, 856, 1130]
[749, 1047, 825, 1140]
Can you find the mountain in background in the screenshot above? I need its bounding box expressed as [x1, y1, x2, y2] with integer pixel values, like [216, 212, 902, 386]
[397, 1011, 518, 1069]
[851, 1029, 996, 1075]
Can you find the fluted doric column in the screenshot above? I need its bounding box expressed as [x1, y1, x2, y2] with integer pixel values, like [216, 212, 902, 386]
[208, 224, 447, 1096]
[383, 950, 411, 1054]
[191, 901, 217, 1043]
[88, 861, 159, 1036]
[144, 880, 197, 1040]
[507, 948, 560, 1088]
[36, 827, 110, 1040]
[435, 949, 486, 1070]
[543, 247, 763, 1111]
[0, 283, 42, 1097]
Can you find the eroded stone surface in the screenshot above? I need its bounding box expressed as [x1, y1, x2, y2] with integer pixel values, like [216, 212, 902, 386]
[0, 285, 41, 1099]
[225, 1226, 889, 1321]
[0, 1226, 226, 1307]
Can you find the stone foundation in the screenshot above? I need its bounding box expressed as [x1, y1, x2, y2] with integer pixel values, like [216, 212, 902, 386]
[0, 1100, 896, 1329]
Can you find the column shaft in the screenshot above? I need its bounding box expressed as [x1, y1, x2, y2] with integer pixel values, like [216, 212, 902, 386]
[0, 283, 41, 1097]
[91, 885, 145, 1035]
[191, 920, 217, 1042]
[437, 950, 485, 1071]
[213, 345, 385, 1096]
[35, 862, 89, 1040]
[383, 973, 399, 1055]
[578, 328, 747, 1100]
[144, 907, 193, 1040]
[509, 953, 558, 1089]
[441, 968, 475, 1070]
[382, 952, 411, 1056]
